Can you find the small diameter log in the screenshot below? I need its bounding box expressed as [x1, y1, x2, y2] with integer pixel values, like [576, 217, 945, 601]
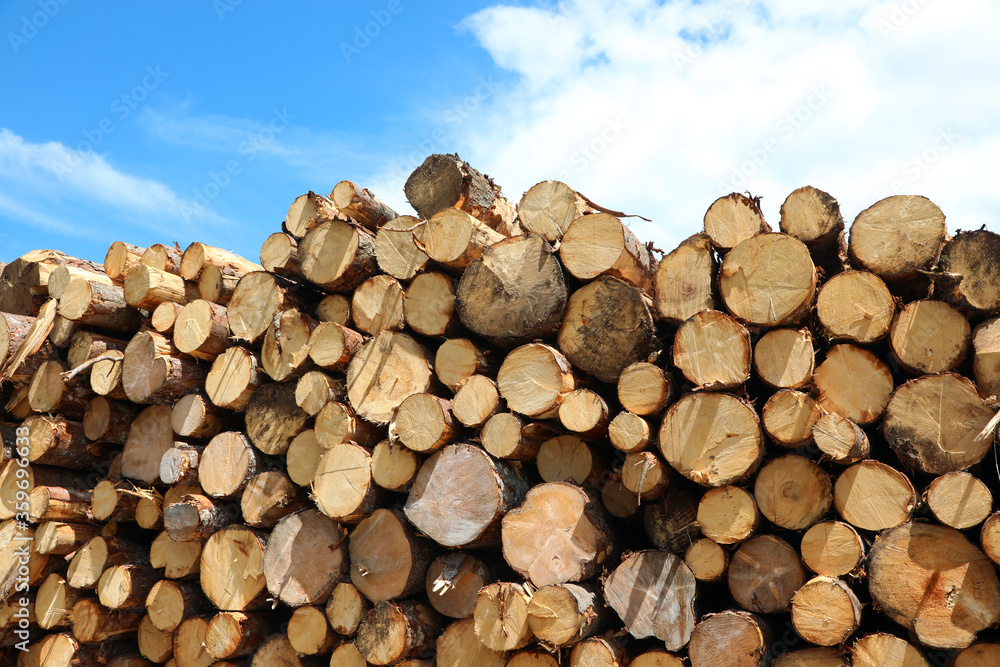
[329, 643, 369, 666]
[925, 471, 992, 530]
[141, 243, 182, 273]
[403, 271, 457, 337]
[405, 442, 529, 549]
[456, 234, 567, 344]
[688, 611, 770, 667]
[171, 393, 223, 439]
[263, 509, 348, 606]
[425, 552, 492, 619]
[621, 452, 670, 501]
[481, 413, 555, 461]
[356, 600, 443, 666]
[884, 373, 994, 474]
[349, 508, 435, 602]
[97, 564, 160, 610]
[135, 493, 163, 530]
[762, 390, 821, 448]
[0, 311, 34, 365]
[559, 277, 660, 384]
[954, 644, 1000, 667]
[298, 220, 378, 292]
[149, 530, 202, 580]
[226, 271, 309, 344]
[241, 470, 308, 527]
[288, 605, 338, 655]
[644, 485, 700, 553]
[332, 180, 398, 230]
[791, 576, 862, 647]
[438, 617, 509, 667]
[137, 613, 173, 662]
[28, 485, 93, 523]
[404, 153, 517, 233]
[35, 521, 99, 555]
[90, 350, 125, 399]
[123, 264, 198, 310]
[684, 537, 729, 583]
[260, 231, 304, 280]
[199, 431, 263, 499]
[658, 392, 763, 487]
[812, 412, 869, 464]
[697, 485, 759, 545]
[497, 343, 575, 419]
[801, 521, 865, 577]
[285, 429, 324, 488]
[848, 194, 947, 294]
[200, 525, 268, 611]
[308, 321, 363, 373]
[23, 414, 113, 469]
[285, 190, 341, 238]
[609, 411, 653, 453]
[393, 393, 459, 453]
[27, 360, 93, 417]
[603, 550, 696, 650]
[48, 264, 113, 300]
[66, 535, 148, 590]
[502, 481, 614, 587]
[120, 404, 174, 484]
[91, 479, 150, 522]
[160, 445, 203, 489]
[937, 229, 1000, 312]
[559, 389, 609, 439]
[172, 616, 214, 667]
[814, 343, 894, 425]
[180, 242, 261, 281]
[602, 473, 639, 520]
[981, 513, 1000, 567]
[163, 493, 234, 542]
[973, 316, 1000, 399]
[889, 299, 970, 374]
[869, 521, 1000, 649]
[779, 185, 846, 272]
[517, 180, 595, 242]
[206, 346, 262, 411]
[173, 299, 230, 361]
[315, 400, 377, 448]
[816, 269, 896, 344]
[703, 192, 770, 252]
[526, 583, 605, 649]
[375, 216, 429, 280]
[326, 582, 370, 636]
[719, 233, 816, 327]
[560, 213, 653, 290]
[346, 331, 433, 425]
[122, 331, 207, 405]
[294, 370, 345, 416]
[474, 582, 534, 651]
[775, 648, 849, 667]
[753, 328, 814, 390]
[673, 310, 751, 390]
[105, 241, 144, 280]
[37, 573, 79, 630]
[245, 382, 308, 454]
[834, 460, 917, 532]
[630, 651, 684, 667]
[351, 274, 405, 335]
[654, 232, 718, 325]
[313, 442, 382, 523]
[70, 599, 143, 643]
[197, 264, 241, 305]
[371, 438, 420, 492]
[148, 291, 185, 333]
[58, 279, 142, 332]
[451, 374, 501, 427]
[434, 338, 488, 392]
[729, 535, 807, 614]
[618, 362, 674, 417]
[569, 637, 629, 666]
[67, 331, 127, 369]
[754, 455, 832, 531]
[417, 207, 505, 271]
[852, 634, 930, 667]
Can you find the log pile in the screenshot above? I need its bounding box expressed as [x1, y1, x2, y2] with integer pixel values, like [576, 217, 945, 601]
[2, 155, 1000, 666]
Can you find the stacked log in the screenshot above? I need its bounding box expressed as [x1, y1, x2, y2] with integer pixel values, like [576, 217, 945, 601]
[2, 156, 1000, 667]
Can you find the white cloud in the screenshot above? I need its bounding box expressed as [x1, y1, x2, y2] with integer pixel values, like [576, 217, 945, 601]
[376, 0, 999, 250]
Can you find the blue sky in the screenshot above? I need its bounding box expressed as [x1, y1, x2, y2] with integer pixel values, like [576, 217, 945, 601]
[2, 0, 998, 265]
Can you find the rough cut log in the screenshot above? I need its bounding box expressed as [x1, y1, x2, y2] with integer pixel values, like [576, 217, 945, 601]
[180, 242, 262, 281]
[67, 331, 127, 369]
[123, 265, 198, 310]
[260, 308, 317, 381]
[618, 362, 674, 417]
[729, 535, 806, 614]
[936, 229, 1000, 313]
[149, 529, 201, 580]
[393, 393, 459, 453]
[688, 610, 770, 667]
[925, 471, 992, 529]
[848, 194, 947, 297]
[0, 250, 105, 315]
[294, 370, 345, 416]
[559, 388, 609, 439]
[120, 404, 174, 485]
[405, 442, 529, 549]
[326, 582, 370, 636]
[69, 599, 144, 643]
[883, 373, 994, 474]
[226, 271, 310, 344]
[58, 279, 142, 332]
[97, 564, 159, 610]
[753, 328, 814, 389]
[89, 349, 126, 399]
[28, 485, 93, 524]
[370, 438, 420, 491]
[435, 338, 489, 392]
[204, 611, 278, 659]
[791, 576, 862, 646]
[404, 153, 517, 234]
[438, 617, 509, 667]
[481, 413, 555, 460]
[814, 343, 894, 424]
[812, 412, 869, 464]
[603, 550, 696, 650]
[329, 643, 369, 666]
[559, 277, 660, 383]
[719, 232, 817, 327]
[27, 360, 93, 417]
[889, 299, 970, 374]
[517, 180, 595, 242]
[451, 374, 501, 427]
[356, 599, 444, 666]
[91, 479, 150, 522]
[312, 441, 382, 523]
[35, 521, 99, 555]
[66, 535, 148, 590]
[205, 346, 262, 411]
[348, 508, 435, 602]
[560, 213, 653, 290]
[298, 220, 378, 292]
[240, 470, 308, 527]
[869, 521, 1000, 649]
[288, 605, 339, 655]
[105, 241, 145, 280]
[307, 321, 363, 373]
[352, 274, 405, 335]
[284, 429, 323, 487]
[173, 299, 230, 361]
[833, 460, 916, 532]
[851, 634, 929, 667]
[36, 573, 78, 630]
[417, 207, 505, 271]
[198, 431, 262, 499]
[753, 455, 832, 531]
[973, 316, 1000, 399]
[346, 331, 434, 425]
[525, 583, 605, 649]
[779, 185, 846, 274]
[659, 392, 763, 487]
[469, 582, 533, 652]
[537, 435, 607, 489]
[800, 521, 865, 577]
[263, 509, 347, 606]
[244, 382, 308, 455]
[315, 400, 377, 448]
[200, 525, 268, 611]
[122, 331, 207, 405]
[403, 271, 457, 337]
[425, 552, 491, 619]
[672, 310, 751, 390]
[762, 390, 821, 448]
[170, 393, 223, 439]
[332, 180, 399, 230]
[197, 264, 242, 305]
[653, 232, 717, 325]
[47, 264, 113, 302]
[502, 481, 614, 587]
[172, 616, 214, 667]
[608, 411, 653, 453]
[815, 270, 896, 344]
[141, 243, 182, 274]
[703, 192, 770, 252]
[683, 537, 729, 583]
[259, 231, 305, 281]
[697, 485, 759, 545]
[163, 492, 233, 542]
[644, 484, 699, 553]
[284, 191, 342, 239]
[0, 312, 34, 366]
[375, 216, 430, 280]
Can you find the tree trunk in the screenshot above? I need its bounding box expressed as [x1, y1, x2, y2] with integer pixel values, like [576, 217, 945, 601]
[122, 331, 208, 405]
[814, 343, 894, 425]
[672, 310, 751, 390]
[284, 429, 324, 488]
[403, 271, 457, 337]
[315, 400, 378, 448]
[851, 633, 930, 667]
[753, 328, 814, 390]
[97, 564, 160, 610]
[451, 374, 501, 427]
[89, 349, 126, 399]
[778, 185, 847, 276]
[418, 208, 505, 271]
[332, 180, 399, 231]
[173, 299, 230, 361]
[621, 451, 670, 501]
[137, 612, 174, 662]
[833, 459, 916, 532]
[91, 479, 151, 522]
[284, 190, 343, 238]
[244, 382, 308, 455]
[199, 431, 263, 499]
[404, 153, 517, 234]
[325, 582, 370, 636]
[35, 522, 100, 555]
[790, 576, 861, 646]
[28, 485, 94, 523]
[437, 617, 509, 667]
[66, 535, 149, 590]
[348, 508, 435, 603]
[392, 393, 459, 453]
[200, 525, 268, 611]
[703, 192, 770, 252]
[800, 521, 864, 578]
[370, 438, 420, 491]
[204, 611, 279, 659]
[815, 269, 896, 344]
[240, 470, 309, 528]
[170, 393, 223, 439]
[481, 413, 556, 461]
[517, 180, 595, 242]
[288, 605, 339, 655]
[719, 233, 816, 327]
[141, 243, 183, 274]
[36, 573, 79, 630]
[105, 241, 145, 280]
[23, 413, 114, 469]
[753, 455, 831, 531]
[293, 370, 345, 416]
[473, 582, 534, 651]
[356, 600, 444, 666]
[560, 213, 653, 290]
[307, 321, 363, 373]
[197, 263, 243, 305]
[262, 509, 348, 606]
[121, 404, 174, 485]
[67, 331, 127, 369]
[261, 308, 317, 381]
[27, 360, 94, 417]
[180, 242, 261, 281]
[811, 412, 868, 464]
[536, 435, 607, 489]
[47, 263, 113, 300]
[226, 271, 312, 344]
[69, 599, 144, 643]
[526, 582, 605, 649]
[58, 279, 142, 332]
[684, 537, 729, 583]
[889, 299, 970, 374]
[123, 264, 198, 310]
[497, 343, 575, 419]
[298, 220, 378, 292]
[346, 331, 434, 425]
[936, 229, 1000, 313]
[653, 232, 717, 326]
[617, 362, 675, 418]
[172, 616, 214, 667]
[146, 580, 206, 632]
[313, 441, 383, 523]
[375, 216, 429, 280]
[164, 493, 234, 542]
[149, 529, 202, 580]
[973, 316, 1000, 400]
[425, 552, 492, 620]
[925, 471, 992, 530]
[259, 231, 306, 280]
[434, 338, 489, 392]
[696, 485, 758, 545]
[761, 390, 821, 449]
[608, 411, 653, 453]
[205, 346, 262, 411]
[728, 535, 806, 614]
[688, 610, 770, 667]
[150, 300, 183, 334]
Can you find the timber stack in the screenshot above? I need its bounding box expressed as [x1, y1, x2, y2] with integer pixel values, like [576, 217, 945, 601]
[2, 154, 1000, 666]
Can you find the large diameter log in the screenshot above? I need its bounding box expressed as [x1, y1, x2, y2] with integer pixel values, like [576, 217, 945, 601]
[502, 481, 614, 587]
[375, 215, 430, 280]
[173, 299, 230, 361]
[348, 508, 435, 603]
[869, 521, 1000, 649]
[753, 455, 832, 531]
[285, 190, 342, 238]
[653, 232, 717, 325]
[123, 264, 198, 309]
[121, 405, 174, 484]
[200, 525, 268, 611]
[180, 242, 261, 281]
[852, 634, 930, 667]
[226, 271, 309, 343]
[404, 153, 517, 232]
[936, 229, 1000, 312]
[703, 192, 770, 252]
[351, 275, 405, 335]
[332, 180, 398, 230]
[883, 373, 994, 474]
[105, 241, 144, 280]
[658, 392, 763, 486]
[889, 299, 970, 374]
[603, 550, 696, 650]
[438, 617, 509, 667]
[517, 180, 595, 242]
[800, 521, 865, 577]
[729, 535, 806, 614]
[560, 213, 653, 290]
[834, 460, 916, 532]
[122, 331, 207, 405]
[672, 310, 751, 390]
[346, 331, 433, 425]
[814, 343, 894, 424]
[425, 552, 492, 619]
[245, 382, 308, 455]
[199, 431, 263, 499]
[526, 583, 605, 649]
[356, 599, 444, 665]
[405, 442, 529, 549]
[58, 279, 141, 332]
[719, 233, 817, 327]
[558, 277, 660, 383]
[779, 185, 846, 273]
[205, 346, 262, 411]
[688, 611, 771, 667]
[791, 576, 861, 647]
[298, 220, 378, 292]
[815, 270, 896, 344]
[456, 234, 567, 344]
[263, 509, 347, 606]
